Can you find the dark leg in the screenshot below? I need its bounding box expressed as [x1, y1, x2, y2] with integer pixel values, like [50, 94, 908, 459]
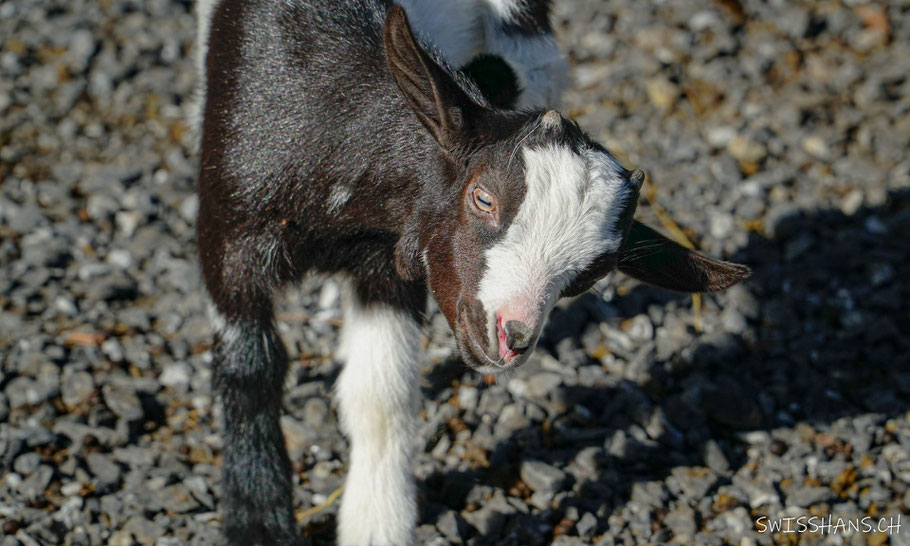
[200, 232, 297, 545]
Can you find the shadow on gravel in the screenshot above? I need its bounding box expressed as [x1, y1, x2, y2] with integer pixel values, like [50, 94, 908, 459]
[417, 190, 910, 544]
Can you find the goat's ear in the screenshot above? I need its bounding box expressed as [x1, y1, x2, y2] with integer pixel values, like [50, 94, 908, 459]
[384, 5, 473, 148]
[617, 221, 751, 293]
[561, 253, 618, 298]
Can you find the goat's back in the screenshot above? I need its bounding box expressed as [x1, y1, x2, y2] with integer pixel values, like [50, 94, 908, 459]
[198, 0, 438, 239]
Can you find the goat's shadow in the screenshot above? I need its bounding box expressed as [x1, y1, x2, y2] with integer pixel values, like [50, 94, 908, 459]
[301, 191, 909, 544]
[412, 190, 910, 544]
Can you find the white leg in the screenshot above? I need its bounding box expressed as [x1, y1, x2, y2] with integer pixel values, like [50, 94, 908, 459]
[336, 295, 421, 546]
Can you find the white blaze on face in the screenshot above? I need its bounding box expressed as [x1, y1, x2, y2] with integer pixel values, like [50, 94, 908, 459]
[476, 144, 631, 346]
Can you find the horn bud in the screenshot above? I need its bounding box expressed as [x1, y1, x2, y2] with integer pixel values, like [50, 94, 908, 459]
[541, 110, 561, 129]
[629, 169, 645, 190]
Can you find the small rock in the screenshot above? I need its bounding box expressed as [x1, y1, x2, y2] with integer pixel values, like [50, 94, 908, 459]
[6, 377, 53, 408]
[20, 465, 54, 500]
[801, 135, 829, 159]
[670, 467, 718, 501]
[303, 397, 330, 427]
[61, 370, 95, 408]
[13, 453, 42, 476]
[124, 515, 164, 543]
[630, 481, 669, 509]
[436, 510, 468, 543]
[280, 415, 317, 462]
[645, 77, 678, 110]
[785, 486, 835, 507]
[495, 404, 529, 436]
[159, 362, 192, 388]
[731, 474, 779, 508]
[106, 249, 132, 269]
[576, 512, 598, 540]
[112, 447, 155, 467]
[184, 475, 215, 509]
[727, 135, 767, 163]
[86, 453, 121, 490]
[102, 383, 144, 422]
[701, 440, 730, 474]
[664, 504, 697, 538]
[457, 386, 478, 410]
[527, 373, 562, 399]
[65, 30, 96, 73]
[840, 189, 864, 216]
[156, 483, 200, 513]
[520, 460, 567, 494]
[463, 505, 506, 536]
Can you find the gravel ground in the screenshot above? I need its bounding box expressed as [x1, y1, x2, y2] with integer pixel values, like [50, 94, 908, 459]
[2, 0, 909, 545]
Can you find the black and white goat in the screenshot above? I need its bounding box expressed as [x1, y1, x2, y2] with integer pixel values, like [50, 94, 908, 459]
[195, 0, 750, 544]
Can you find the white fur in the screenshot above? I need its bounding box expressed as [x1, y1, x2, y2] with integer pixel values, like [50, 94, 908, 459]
[476, 145, 629, 344]
[327, 184, 353, 214]
[484, 0, 522, 20]
[190, 0, 221, 134]
[207, 301, 242, 349]
[336, 296, 421, 546]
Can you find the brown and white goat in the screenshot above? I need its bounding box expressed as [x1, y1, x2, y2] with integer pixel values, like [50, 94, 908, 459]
[195, 0, 750, 544]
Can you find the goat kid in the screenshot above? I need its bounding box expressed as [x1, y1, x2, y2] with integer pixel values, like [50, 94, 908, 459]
[196, 0, 750, 544]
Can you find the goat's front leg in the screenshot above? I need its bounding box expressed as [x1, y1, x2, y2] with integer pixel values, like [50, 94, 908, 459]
[336, 287, 424, 546]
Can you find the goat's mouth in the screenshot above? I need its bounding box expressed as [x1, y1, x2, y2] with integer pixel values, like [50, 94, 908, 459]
[455, 314, 525, 375]
[460, 336, 528, 374]
[455, 316, 530, 374]
[455, 296, 532, 373]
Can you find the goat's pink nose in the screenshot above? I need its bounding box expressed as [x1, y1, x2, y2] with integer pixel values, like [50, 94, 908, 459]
[496, 314, 533, 361]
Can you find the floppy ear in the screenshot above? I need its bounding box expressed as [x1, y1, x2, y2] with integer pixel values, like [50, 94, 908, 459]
[561, 253, 618, 298]
[618, 221, 750, 293]
[384, 5, 476, 148]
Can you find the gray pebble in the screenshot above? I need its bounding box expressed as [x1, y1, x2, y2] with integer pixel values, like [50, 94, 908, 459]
[13, 453, 42, 476]
[61, 370, 95, 408]
[102, 383, 144, 422]
[521, 460, 567, 494]
[436, 510, 469, 543]
[86, 453, 121, 490]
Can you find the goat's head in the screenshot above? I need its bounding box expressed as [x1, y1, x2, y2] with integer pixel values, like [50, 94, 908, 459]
[385, 6, 750, 373]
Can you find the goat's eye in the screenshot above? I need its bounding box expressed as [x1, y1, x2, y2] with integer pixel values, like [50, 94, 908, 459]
[472, 188, 496, 213]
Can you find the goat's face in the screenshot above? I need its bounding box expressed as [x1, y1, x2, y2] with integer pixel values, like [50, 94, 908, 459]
[416, 112, 642, 372]
[385, 6, 750, 373]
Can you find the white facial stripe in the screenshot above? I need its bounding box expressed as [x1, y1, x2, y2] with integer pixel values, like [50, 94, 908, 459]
[476, 145, 631, 336]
